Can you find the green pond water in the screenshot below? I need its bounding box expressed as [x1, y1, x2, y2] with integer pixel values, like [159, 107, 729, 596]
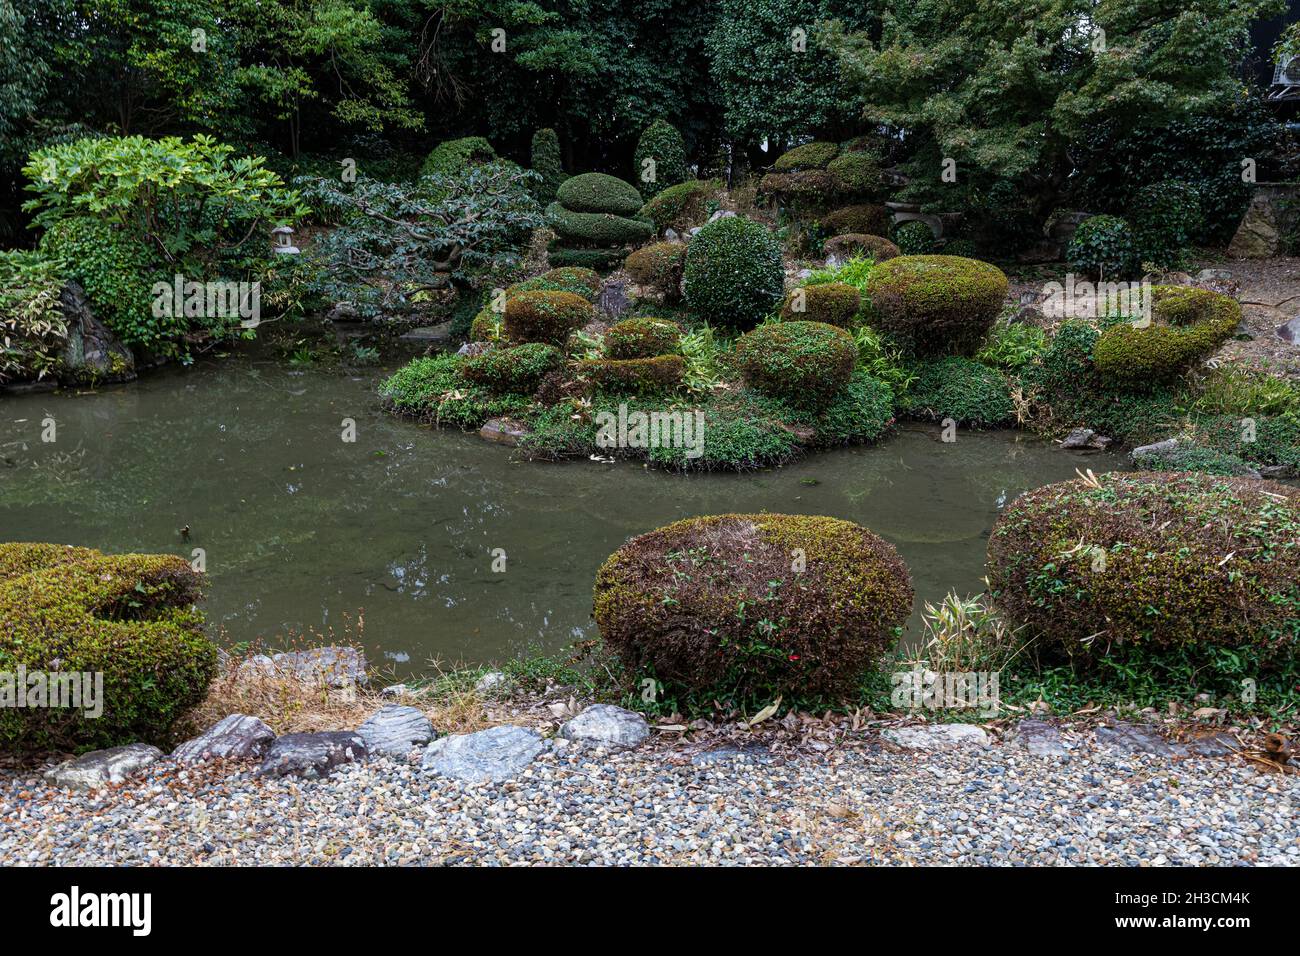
[0, 355, 1124, 677]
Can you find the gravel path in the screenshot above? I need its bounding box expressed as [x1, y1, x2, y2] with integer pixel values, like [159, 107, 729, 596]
[2, 728, 1296, 866]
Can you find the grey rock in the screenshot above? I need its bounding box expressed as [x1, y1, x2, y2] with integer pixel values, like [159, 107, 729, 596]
[560, 704, 650, 750]
[456, 341, 492, 358]
[1018, 720, 1068, 757]
[1009, 304, 1045, 325]
[663, 228, 679, 241]
[707, 209, 736, 222]
[380, 683, 411, 699]
[597, 279, 631, 319]
[1130, 438, 1179, 463]
[271, 646, 368, 688]
[1259, 464, 1297, 479]
[173, 714, 275, 764]
[883, 724, 990, 749]
[398, 321, 453, 347]
[45, 744, 162, 791]
[479, 417, 529, 446]
[357, 705, 434, 758]
[687, 227, 701, 238]
[473, 671, 513, 696]
[690, 744, 772, 767]
[258, 732, 367, 779]
[58, 282, 136, 385]
[1060, 427, 1111, 450]
[1277, 316, 1300, 345]
[421, 725, 545, 783]
[1096, 722, 1178, 756]
[1184, 733, 1237, 758]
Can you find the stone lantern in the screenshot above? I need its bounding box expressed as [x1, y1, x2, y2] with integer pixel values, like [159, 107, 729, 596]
[272, 225, 299, 255]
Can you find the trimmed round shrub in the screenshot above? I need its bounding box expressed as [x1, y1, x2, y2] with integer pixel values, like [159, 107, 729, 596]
[757, 170, 839, 211]
[865, 255, 1010, 356]
[529, 127, 567, 203]
[1067, 214, 1140, 279]
[623, 242, 687, 302]
[506, 266, 603, 302]
[780, 282, 861, 327]
[504, 290, 595, 345]
[898, 356, 1015, 427]
[683, 216, 784, 331]
[987, 472, 1300, 657]
[821, 204, 890, 237]
[422, 136, 496, 178]
[468, 308, 504, 343]
[594, 513, 914, 705]
[823, 233, 899, 262]
[638, 179, 721, 234]
[1092, 285, 1240, 391]
[633, 119, 689, 200]
[579, 355, 686, 393]
[546, 244, 632, 271]
[0, 542, 217, 752]
[547, 202, 654, 246]
[736, 321, 857, 409]
[826, 153, 885, 198]
[893, 220, 937, 254]
[773, 141, 839, 171]
[604, 317, 682, 360]
[463, 342, 564, 393]
[556, 173, 644, 216]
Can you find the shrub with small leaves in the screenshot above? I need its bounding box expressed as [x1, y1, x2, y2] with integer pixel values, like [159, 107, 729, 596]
[823, 233, 899, 262]
[683, 216, 784, 331]
[504, 290, 595, 345]
[898, 356, 1015, 427]
[893, 220, 937, 254]
[1067, 214, 1140, 279]
[638, 180, 722, 234]
[821, 204, 889, 237]
[579, 354, 686, 393]
[463, 342, 564, 393]
[865, 255, 1010, 356]
[780, 282, 861, 327]
[529, 128, 567, 203]
[604, 317, 682, 359]
[633, 120, 689, 200]
[505, 266, 603, 302]
[624, 242, 687, 301]
[773, 141, 839, 171]
[736, 321, 857, 409]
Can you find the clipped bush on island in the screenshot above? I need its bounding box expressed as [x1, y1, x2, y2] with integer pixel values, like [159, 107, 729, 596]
[505, 266, 603, 302]
[864, 255, 1010, 356]
[623, 242, 687, 302]
[823, 233, 899, 262]
[503, 290, 595, 345]
[779, 282, 861, 327]
[548, 172, 653, 270]
[736, 321, 857, 410]
[987, 471, 1300, 659]
[683, 216, 784, 331]
[821, 204, 890, 237]
[603, 317, 682, 360]
[773, 141, 839, 171]
[463, 342, 564, 394]
[0, 542, 217, 752]
[593, 514, 914, 708]
[579, 355, 686, 393]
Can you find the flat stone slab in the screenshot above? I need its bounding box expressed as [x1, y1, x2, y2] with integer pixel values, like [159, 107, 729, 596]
[883, 724, 990, 749]
[560, 704, 649, 750]
[45, 744, 162, 791]
[257, 732, 367, 779]
[422, 725, 545, 783]
[398, 321, 453, 346]
[1017, 719, 1068, 757]
[1096, 722, 1178, 756]
[357, 705, 434, 758]
[479, 418, 529, 447]
[173, 714, 276, 764]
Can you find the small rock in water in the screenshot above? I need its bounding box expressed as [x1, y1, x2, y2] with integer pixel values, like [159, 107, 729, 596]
[883, 724, 990, 750]
[173, 714, 276, 764]
[421, 725, 545, 783]
[560, 704, 650, 750]
[1060, 427, 1111, 451]
[479, 417, 529, 447]
[258, 732, 367, 779]
[45, 744, 163, 791]
[357, 705, 435, 758]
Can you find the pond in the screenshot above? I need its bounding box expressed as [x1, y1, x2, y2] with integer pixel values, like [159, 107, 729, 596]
[0, 355, 1123, 677]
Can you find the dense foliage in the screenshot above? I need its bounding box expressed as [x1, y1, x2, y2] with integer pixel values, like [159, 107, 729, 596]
[683, 216, 784, 330]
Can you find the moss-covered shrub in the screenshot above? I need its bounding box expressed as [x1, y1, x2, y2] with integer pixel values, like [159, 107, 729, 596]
[422, 136, 497, 178]
[683, 216, 784, 331]
[547, 202, 654, 246]
[463, 342, 564, 393]
[779, 282, 861, 327]
[555, 173, 645, 216]
[823, 233, 899, 262]
[594, 513, 914, 707]
[893, 220, 937, 254]
[821, 204, 889, 237]
[735, 321, 857, 409]
[865, 255, 1010, 356]
[623, 242, 687, 302]
[0, 542, 217, 752]
[757, 170, 840, 212]
[468, 308, 504, 343]
[603, 317, 682, 360]
[503, 290, 595, 345]
[987, 472, 1300, 657]
[1132, 180, 1203, 270]
[579, 355, 686, 393]
[381, 354, 530, 429]
[1092, 285, 1240, 391]
[545, 245, 630, 271]
[638, 179, 721, 234]
[773, 141, 839, 171]
[529, 127, 567, 203]
[505, 266, 603, 302]
[898, 356, 1015, 427]
[1067, 214, 1140, 279]
[633, 120, 689, 200]
[826, 153, 886, 199]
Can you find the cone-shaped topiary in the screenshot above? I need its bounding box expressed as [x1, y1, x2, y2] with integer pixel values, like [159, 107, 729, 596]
[987, 471, 1300, 658]
[735, 321, 857, 409]
[503, 290, 595, 345]
[864, 255, 1009, 356]
[633, 120, 689, 200]
[683, 216, 784, 331]
[529, 127, 567, 203]
[594, 513, 914, 708]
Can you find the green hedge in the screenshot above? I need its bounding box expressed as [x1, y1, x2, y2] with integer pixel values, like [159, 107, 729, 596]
[864, 255, 1009, 356]
[555, 173, 645, 216]
[463, 342, 564, 393]
[683, 216, 784, 331]
[736, 321, 857, 410]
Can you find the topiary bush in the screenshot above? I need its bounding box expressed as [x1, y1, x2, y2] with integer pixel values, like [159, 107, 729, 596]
[0, 542, 218, 752]
[503, 290, 595, 345]
[1092, 285, 1240, 391]
[779, 282, 861, 328]
[757, 170, 840, 214]
[898, 356, 1015, 427]
[422, 136, 497, 178]
[545, 245, 631, 271]
[638, 179, 721, 234]
[864, 255, 1010, 356]
[821, 204, 889, 237]
[683, 216, 784, 331]
[987, 472, 1300, 658]
[579, 355, 686, 393]
[1067, 214, 1140, 279]
[529, 127, 567, 203]
[735, 321, 857, 410]
[892, 220, 937, 254]
[773, 141, 839, 171]
[623, 242, 687, 302]
[603, 317, 682, 360]
[633, 120, 689, 200]
[1131, 181, 1204, 270]
[546, 203, 654, 246]
[505, 266, 603, 302]
[826, 152, 886, 199]
[823, 233, 899, 262]
[548, 172, 653, 270]
[594, 513, 914, 708]
[555, 173, 645, 216]
[463, 342, 564, 393]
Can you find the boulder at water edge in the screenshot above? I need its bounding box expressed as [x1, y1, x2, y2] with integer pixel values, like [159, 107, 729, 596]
[357, 705, 435, 758]
[421, 725, 545, 783]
